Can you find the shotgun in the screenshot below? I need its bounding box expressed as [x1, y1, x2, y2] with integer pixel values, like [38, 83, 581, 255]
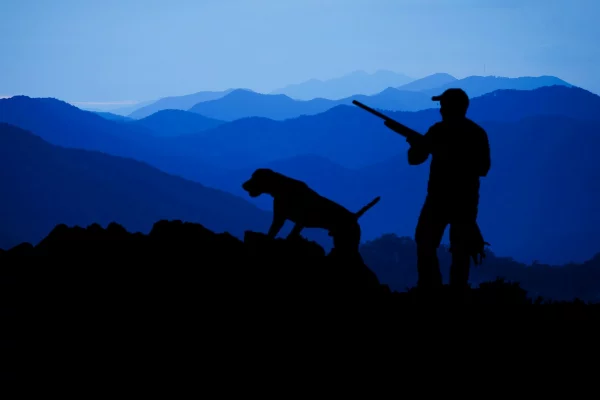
[352, 100, 422, 140]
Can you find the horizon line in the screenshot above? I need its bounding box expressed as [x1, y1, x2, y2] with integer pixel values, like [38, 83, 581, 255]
[2, 73, 592, 106]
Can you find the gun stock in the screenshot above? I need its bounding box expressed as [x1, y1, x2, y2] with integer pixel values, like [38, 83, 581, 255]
[352, 100, 421, 139]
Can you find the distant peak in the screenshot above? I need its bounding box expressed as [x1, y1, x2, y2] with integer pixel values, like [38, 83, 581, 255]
[379, 87, 399, 93]
[479, 84, 587, 98]
[4, 94, 32, 100]
[428, 72, 456, 79]
[224, 88, 261, 98]
[149, 109, 189, 116]
[230, 88, 254, 93]
[3, 95, 72, 106]
[347, 70, 368, 76]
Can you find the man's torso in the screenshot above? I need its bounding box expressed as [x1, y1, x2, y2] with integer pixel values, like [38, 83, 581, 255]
[425, 118, 484, 205]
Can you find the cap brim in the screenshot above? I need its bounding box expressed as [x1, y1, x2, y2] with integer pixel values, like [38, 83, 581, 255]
[431, 95, 443, 101]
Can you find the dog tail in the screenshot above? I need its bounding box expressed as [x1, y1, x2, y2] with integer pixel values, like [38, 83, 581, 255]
[355, 196, 381, 219]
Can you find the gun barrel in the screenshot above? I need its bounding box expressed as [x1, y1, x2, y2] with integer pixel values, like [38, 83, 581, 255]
[351, 100, 392, 122]
[352, 100, 420, 139]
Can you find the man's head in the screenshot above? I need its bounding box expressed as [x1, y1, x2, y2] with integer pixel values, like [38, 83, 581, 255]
[432, 88, 469, 120]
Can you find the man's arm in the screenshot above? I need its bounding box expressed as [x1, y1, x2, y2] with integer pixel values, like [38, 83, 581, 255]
[382, 119, 433, 165]
[407, 129, 433, 166]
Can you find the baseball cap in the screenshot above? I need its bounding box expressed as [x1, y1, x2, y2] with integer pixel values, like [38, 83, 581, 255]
[431, 88, 469, 108]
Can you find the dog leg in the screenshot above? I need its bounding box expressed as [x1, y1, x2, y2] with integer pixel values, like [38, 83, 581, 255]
[267, 215, 285, 239]
[287, 223, 305, 239]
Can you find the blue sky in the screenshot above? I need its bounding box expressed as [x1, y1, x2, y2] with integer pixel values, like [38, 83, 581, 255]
[1, 0, 598, 104]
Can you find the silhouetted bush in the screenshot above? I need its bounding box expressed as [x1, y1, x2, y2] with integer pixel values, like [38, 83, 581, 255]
[2, 220, 598, 315]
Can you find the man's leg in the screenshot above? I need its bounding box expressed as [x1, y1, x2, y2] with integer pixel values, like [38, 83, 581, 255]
[448, 207, 479, 290]
[415, 199, 448, 290]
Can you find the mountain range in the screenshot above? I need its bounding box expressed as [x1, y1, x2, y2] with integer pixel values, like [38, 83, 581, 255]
[185, 77, 573, 122]
[0, 123, 272, 249]
[187, 87, 440, 121]
[169, 86, 600, 169]
[270, 69, 413, 100]
[79, 72, 574, 123]
[0, 95, 224, 186]
[128, 109, 226, 137]
[93, 111, 134, 122]
[167, 86, 600, 264]
[1, 83, 599, 265]
[128, 89, 238, 119]
[395, 73, 457, 91]
[418, 75, 572, 98]
[194, 110, 600, 266]
[109, 74, 573, 123]
[79, 99, 155, 115]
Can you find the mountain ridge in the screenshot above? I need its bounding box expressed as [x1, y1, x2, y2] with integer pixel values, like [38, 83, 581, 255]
[3, 85, 600, 264]
[423, 75, 573, 98]
[93, 111, 134, 122]
[0, 122, 272, 250]
[172, 85, 600, 171]
[396, 73, 458, 91]
[185, 79, 575, 121]
[129, 109, 226, 137]
[270, 69, 414, 100]
[0, 94, 225, 184]
[128, 88, 239, 119]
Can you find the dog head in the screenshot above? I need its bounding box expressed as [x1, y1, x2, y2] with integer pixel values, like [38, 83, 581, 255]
[242, 168, 277, 198]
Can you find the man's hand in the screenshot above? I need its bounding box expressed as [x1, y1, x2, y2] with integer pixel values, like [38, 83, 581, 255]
[405, 133, 420, 146]
[384, 120, 421, 145]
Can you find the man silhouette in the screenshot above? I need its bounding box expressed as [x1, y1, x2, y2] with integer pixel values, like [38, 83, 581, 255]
[389, 88, 490, 291]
